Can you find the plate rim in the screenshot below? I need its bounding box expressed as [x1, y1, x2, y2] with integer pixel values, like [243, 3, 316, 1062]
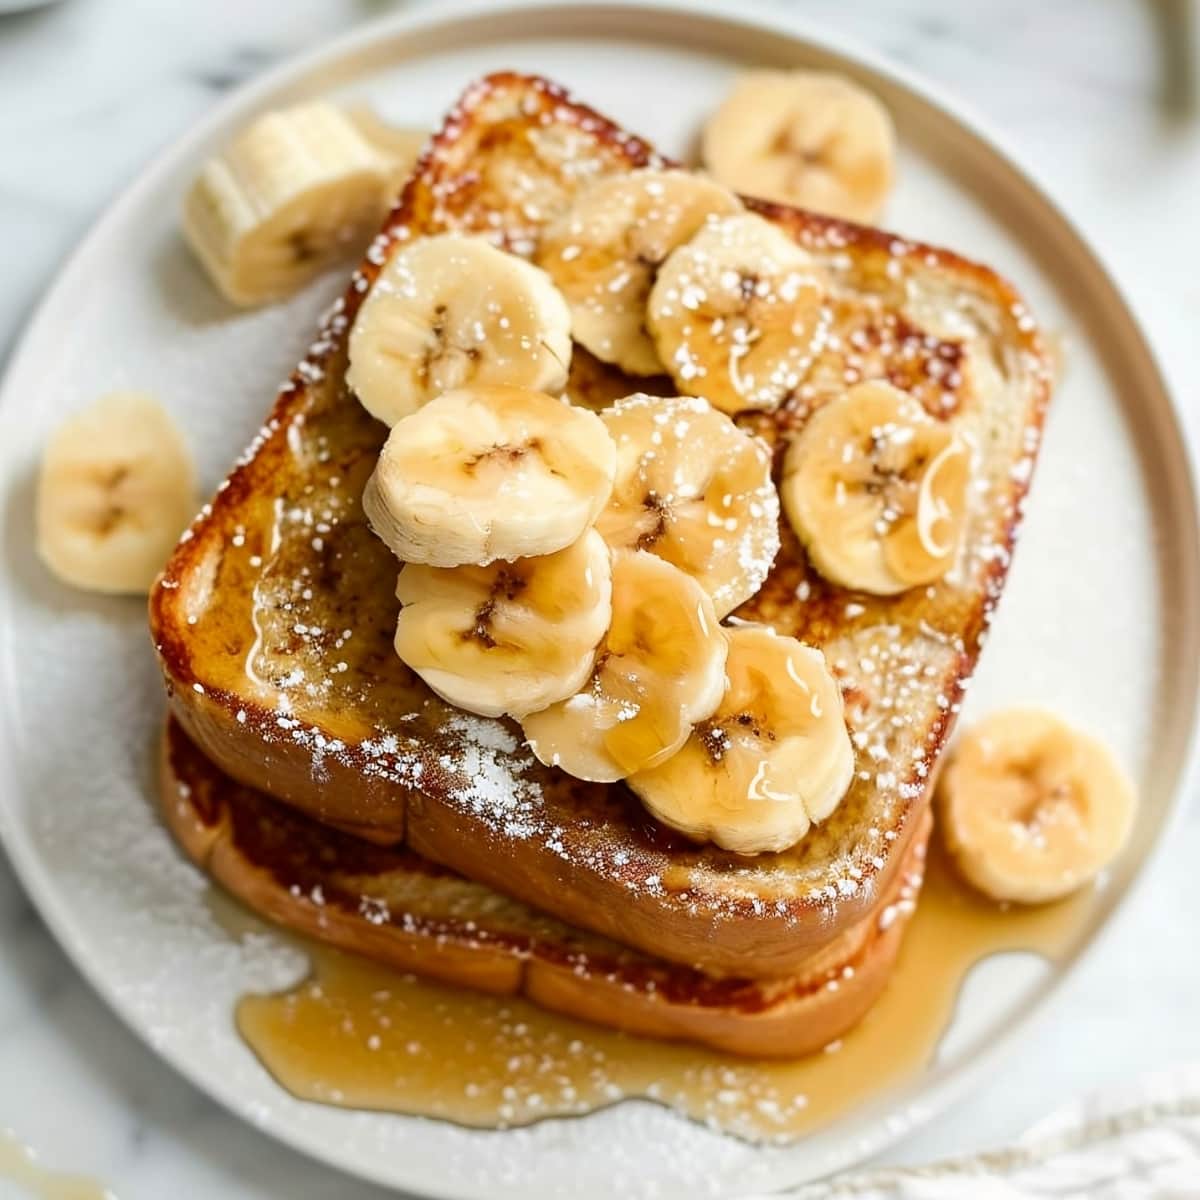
[1, 1, 1198, 1196]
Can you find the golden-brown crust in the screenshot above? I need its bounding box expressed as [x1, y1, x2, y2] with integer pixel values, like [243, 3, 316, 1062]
[150, 72, 1050, 979]
[161, 717, 927, 1058]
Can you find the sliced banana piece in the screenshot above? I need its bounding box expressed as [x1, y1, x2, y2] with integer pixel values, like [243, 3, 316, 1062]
[535, 169, 743, 375]
[348, 233, 572, 427]
[37, 392, 197, 595]
[781, 380, 970, 595]
[344, 106, 427, 200]
[629, 626, 854, 855]
[596, 393, 778, 617]
[521, 551, 727, 782]
[363, 386, 616, 568]
[393, 528, 611, 719]
[937, 709, 1136, 904]
[647, 212, 827, 414]
[182, 102, 388, 306]
[702, 70, 896, 223]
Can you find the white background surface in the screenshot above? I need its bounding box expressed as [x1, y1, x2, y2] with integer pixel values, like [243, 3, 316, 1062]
[0, 1, 1198, 1197]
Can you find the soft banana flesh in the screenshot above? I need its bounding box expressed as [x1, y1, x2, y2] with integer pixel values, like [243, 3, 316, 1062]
[36, 392, 197, 595]
[393, 529, 612, 720]
[937, 709, 1137, 904]
[647, 212, 828, 414]
[629, 626, 854, 855]
[347, 232, 573, 427]
[521, 551, 727, 782]
[183, 102, 389, 306]
[702, 70, 896, 224]
[344, 106, 428, 203]
[363, 386, 616, 567]
[536, 169, 743, 375]
[781, 380, 970, 595]
[596, 392, 779, 617]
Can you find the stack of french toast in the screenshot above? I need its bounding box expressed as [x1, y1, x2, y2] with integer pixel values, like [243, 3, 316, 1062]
[148, 72, 1053, 1059]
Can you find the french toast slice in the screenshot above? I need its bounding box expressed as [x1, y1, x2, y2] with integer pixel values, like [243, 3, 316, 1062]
[150, 73, 1050, 979]
[162, 717, 928, 1058]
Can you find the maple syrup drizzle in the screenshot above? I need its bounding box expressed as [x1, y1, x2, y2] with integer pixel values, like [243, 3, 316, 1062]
[0, 1131, 113, 1200]
[229, 846, 1095, 1141]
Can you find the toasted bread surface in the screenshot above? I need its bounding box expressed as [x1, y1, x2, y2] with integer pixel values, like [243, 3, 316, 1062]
[162, 717, 927, 1058]
[150, 73, 1050, 978]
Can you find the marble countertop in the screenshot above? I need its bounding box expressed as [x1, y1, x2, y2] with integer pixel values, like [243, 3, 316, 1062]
[1, 1, 1198, 1196]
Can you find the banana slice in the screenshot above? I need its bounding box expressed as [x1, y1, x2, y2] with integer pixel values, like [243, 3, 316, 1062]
[36, 392, 197, 595]
[535, 169, 743, 376]
[182, 102, 388, 306]
[347, 233, 572, 427]
[363, 386, 616, 568]
[344, 106, 427, 200]
[393, 529, 611, 719]
[521, 551, 727, 782]
[702, 70, 896, 223]
[781, 380, 969, 595]
[937, 709, 1137, 904]
[596, 393, 778, 617]
[629, 626, 854, 855]
[647, 212, 827, 414]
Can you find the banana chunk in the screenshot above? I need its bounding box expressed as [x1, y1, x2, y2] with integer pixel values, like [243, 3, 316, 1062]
[393, 529, 611, 719]
[348, 233, 572, 427]
[596, 393, 778, 617]
[183, 102, 388, 307]
[37, 392, 197, 595]
[536, 169, 742, 375]
[703, 70, 895, 223]
[344, 106, 427, 201]
[629, 626, 854, 855]
[363, 386, 616, 568]
[781, 380, 970, 595]
[647, 213, 827, 414]
[522, 551, 727, 782]
[937, 709, 1137, 904]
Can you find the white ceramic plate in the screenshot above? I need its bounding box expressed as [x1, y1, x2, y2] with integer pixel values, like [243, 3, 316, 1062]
[1, 2, 1197, 1197]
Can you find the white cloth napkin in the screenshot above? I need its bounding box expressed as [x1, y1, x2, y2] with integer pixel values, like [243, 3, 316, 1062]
[778, 1065, 1200, 1198]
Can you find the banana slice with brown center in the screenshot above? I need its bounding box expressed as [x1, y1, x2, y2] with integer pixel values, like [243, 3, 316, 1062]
[781, 380, 970, 595]
[596, 393, 779, 617]
[647, 213, 827, 414]
[37, 392, 197, 595]
[347, 233, 572, 426]
[629, 626, 854, 855]
[182, 103, 389, 307]
[521, 551, 728, 782]
[535, 169, 743, 376]
[702, 70, 896, 223]
[363, 386, 616, 568]
[937, 709, 1137, 904]
[393, 529, 612, 720]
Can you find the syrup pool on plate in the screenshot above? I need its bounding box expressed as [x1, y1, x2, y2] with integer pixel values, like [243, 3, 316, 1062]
[229, 845, 1096, 1140]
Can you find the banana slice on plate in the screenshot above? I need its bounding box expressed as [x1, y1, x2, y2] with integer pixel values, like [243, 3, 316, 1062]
[36, 392, 197, 595]
[702, 70, 896, 223]
[522, 551, 727, 782]
[348, 233, 572, 426]
[363, 386, 616, 567]
[344, 106, 428, 200]
[781, 380, 970, 595]
[647, 212, 827, 414]
[182, 102, 388, 306]
[596, 393, 778, 617]
[937, 709, 1137, 904]
[629, 626, 854, 855]
[393, 528, 611, 719]
[535, 169, 742, 375]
